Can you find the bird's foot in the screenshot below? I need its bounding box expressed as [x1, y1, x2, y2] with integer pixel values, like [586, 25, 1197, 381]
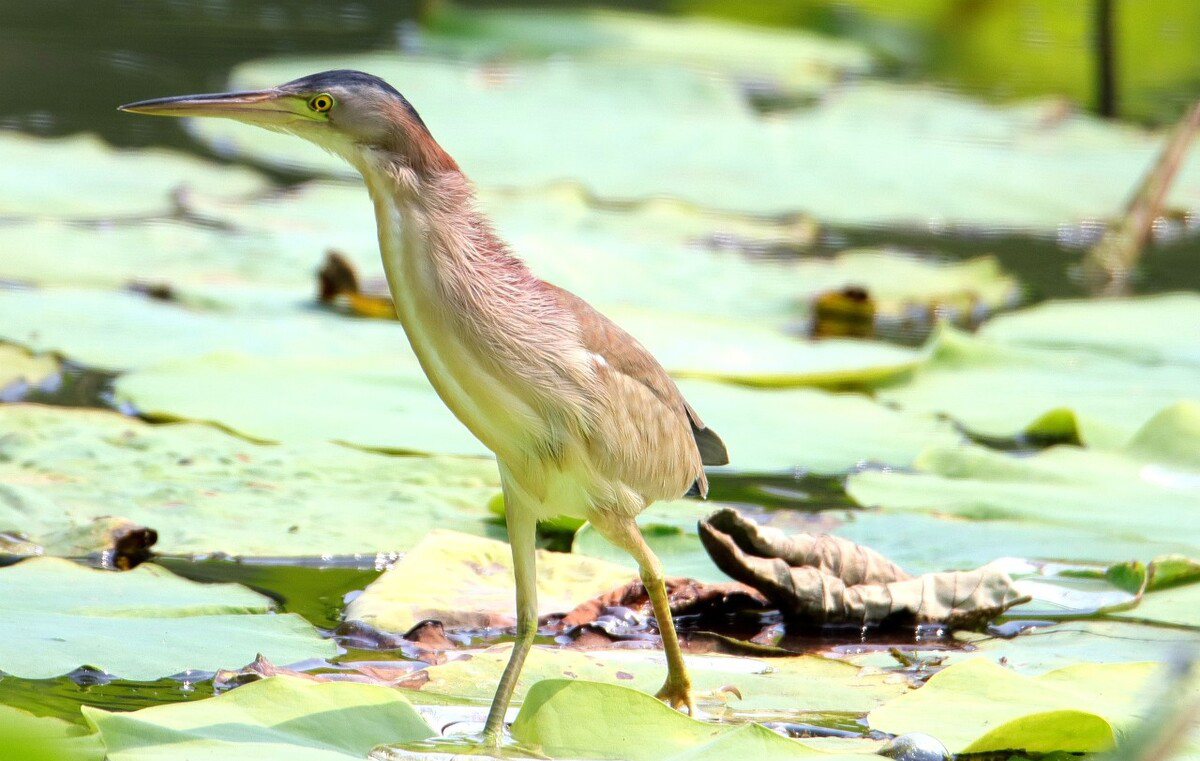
[655, 676, 697, 716]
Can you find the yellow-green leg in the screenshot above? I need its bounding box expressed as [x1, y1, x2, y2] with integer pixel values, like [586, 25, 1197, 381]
[482, 482, 539, 744]
[589, 513, 695, 714]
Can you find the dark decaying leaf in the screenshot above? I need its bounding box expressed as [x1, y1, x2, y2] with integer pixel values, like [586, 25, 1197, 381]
[699, 508, 1028, 629]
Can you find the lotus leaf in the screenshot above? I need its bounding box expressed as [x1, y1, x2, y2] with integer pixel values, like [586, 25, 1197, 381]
[178, 181, 1019, 321]
[0, 405, 501, 557]
[673, 379, 961, 472]
[511, 680, 879, 761]
[84, 675, 434, 761]
[0, 132, 267, 219]
[405, 644, 909, 718]
[344, 530, 635, 632]
[0, 558, 334, 680]
[867, 658, 1192, 754]
[878, 326, 1200, 448]
[423, 6, 873, 94]
[846, 403, 1200, 566]
[0, 342, 58, 390]
[0, 705, 103, 761]
[951, 621, 1200, 674]
[189, 57, 1200, 227]
[981, 293, 1200, 367]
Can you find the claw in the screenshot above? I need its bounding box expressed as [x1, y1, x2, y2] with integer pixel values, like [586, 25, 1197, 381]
[655, 677, 697, 716]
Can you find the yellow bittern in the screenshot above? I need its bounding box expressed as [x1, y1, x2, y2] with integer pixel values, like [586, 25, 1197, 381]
[121, 70, 728, 743]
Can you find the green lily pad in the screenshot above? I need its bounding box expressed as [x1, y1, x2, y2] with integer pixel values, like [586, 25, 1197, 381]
[878, 326, 1200, 448]
[1108, 580, 1200, 629]
[511, 680, 879, 761]
[846, 402, 1200, 566]
[573, 500, 727, 583]
[344, 530, 635, 633]
[0, 131, 268, 219]
[951, 621, 1200, 674]
[0, 405, 501, 557]
[981, 293, 1200, 367]
[177, 180, 1018, 322]
[0, 557, 334, 680]
[407, 644, 909, 719]
[0, 219, 320, 291]
[613, 310, 923, 388]
[867, 658, 1186, 754]
[830, 510, 1198, 574]
[0, 705, 104, 761]
[84, 675, 434, 761]
[424, 6, 873, 96]
[673, 380, 961, 473]
[0, 342, 58, 389]
[115, 353, 489, 455]
[189, 56, 1200, 227]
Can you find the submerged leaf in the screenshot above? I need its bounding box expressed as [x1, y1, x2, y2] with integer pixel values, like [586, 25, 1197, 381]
[343, 530, 635, 633]
[0, 558, 334, 680]
[699, 508, 1026, 628]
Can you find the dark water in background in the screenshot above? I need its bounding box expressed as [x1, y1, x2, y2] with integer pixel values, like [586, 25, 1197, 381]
[1, 0, 1199, 726]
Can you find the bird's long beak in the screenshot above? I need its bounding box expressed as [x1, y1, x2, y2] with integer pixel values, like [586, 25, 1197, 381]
[118, 89, 303, 125]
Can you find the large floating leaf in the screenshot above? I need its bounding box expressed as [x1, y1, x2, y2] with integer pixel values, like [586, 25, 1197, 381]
[0, 342, 58, 389]
[878, 326, 1200, 448]
[115, 353, 489, 455]
[0, 405, 500, 557]
[511, 680, 878, 761]
[0, 705, 103, 761]
[846, 402, 1200, 566]
[981, 293, 1200, 367]
[674, 379, 960, 473]
[0, 131, 268, 219]
[952, 621, 1200, 674]
[182, 182, 1019, 322]
[867, 658, 1185, 754]
[424, 6, 873, 95]
[190, 56, 1200, 227]
[406, 644, 909, 719]
[0, 558, 334, 680]
[344, 530, 635, 633]
[85, 675, 434, 761]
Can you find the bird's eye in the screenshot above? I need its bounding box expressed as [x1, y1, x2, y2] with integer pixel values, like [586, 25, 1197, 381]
[308, 94, 334, 113]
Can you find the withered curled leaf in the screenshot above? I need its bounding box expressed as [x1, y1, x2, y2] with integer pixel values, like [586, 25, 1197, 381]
[699, 508, 1028, 629]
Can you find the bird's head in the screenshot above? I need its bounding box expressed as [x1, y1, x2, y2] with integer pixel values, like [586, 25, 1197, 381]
[120, 69, 454, 173]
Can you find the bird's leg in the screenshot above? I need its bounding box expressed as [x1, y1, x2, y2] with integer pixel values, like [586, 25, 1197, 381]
[481, 484, 539, 745]
[588, 513, 695, 715]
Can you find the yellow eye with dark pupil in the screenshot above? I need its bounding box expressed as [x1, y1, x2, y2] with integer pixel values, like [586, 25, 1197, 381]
[309, 94, 333, 112]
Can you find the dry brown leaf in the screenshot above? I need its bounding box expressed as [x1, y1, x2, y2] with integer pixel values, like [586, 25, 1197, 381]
[699, 508, 1028, 629]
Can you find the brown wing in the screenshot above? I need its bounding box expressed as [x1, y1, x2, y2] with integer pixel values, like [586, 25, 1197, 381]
[547, 285, 729, 494]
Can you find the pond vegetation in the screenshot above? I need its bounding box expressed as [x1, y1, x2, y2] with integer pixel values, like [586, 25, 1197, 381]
[1, 1, 1198, 759]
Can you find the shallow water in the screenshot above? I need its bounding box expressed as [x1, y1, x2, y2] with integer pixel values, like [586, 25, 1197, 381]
[1, 0, 1197, 735]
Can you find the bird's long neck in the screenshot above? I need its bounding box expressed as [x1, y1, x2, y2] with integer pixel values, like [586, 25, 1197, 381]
[353, 150, 596, 461]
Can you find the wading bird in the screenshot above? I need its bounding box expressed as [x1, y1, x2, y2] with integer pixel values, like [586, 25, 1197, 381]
[121, 70, 728, 743]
